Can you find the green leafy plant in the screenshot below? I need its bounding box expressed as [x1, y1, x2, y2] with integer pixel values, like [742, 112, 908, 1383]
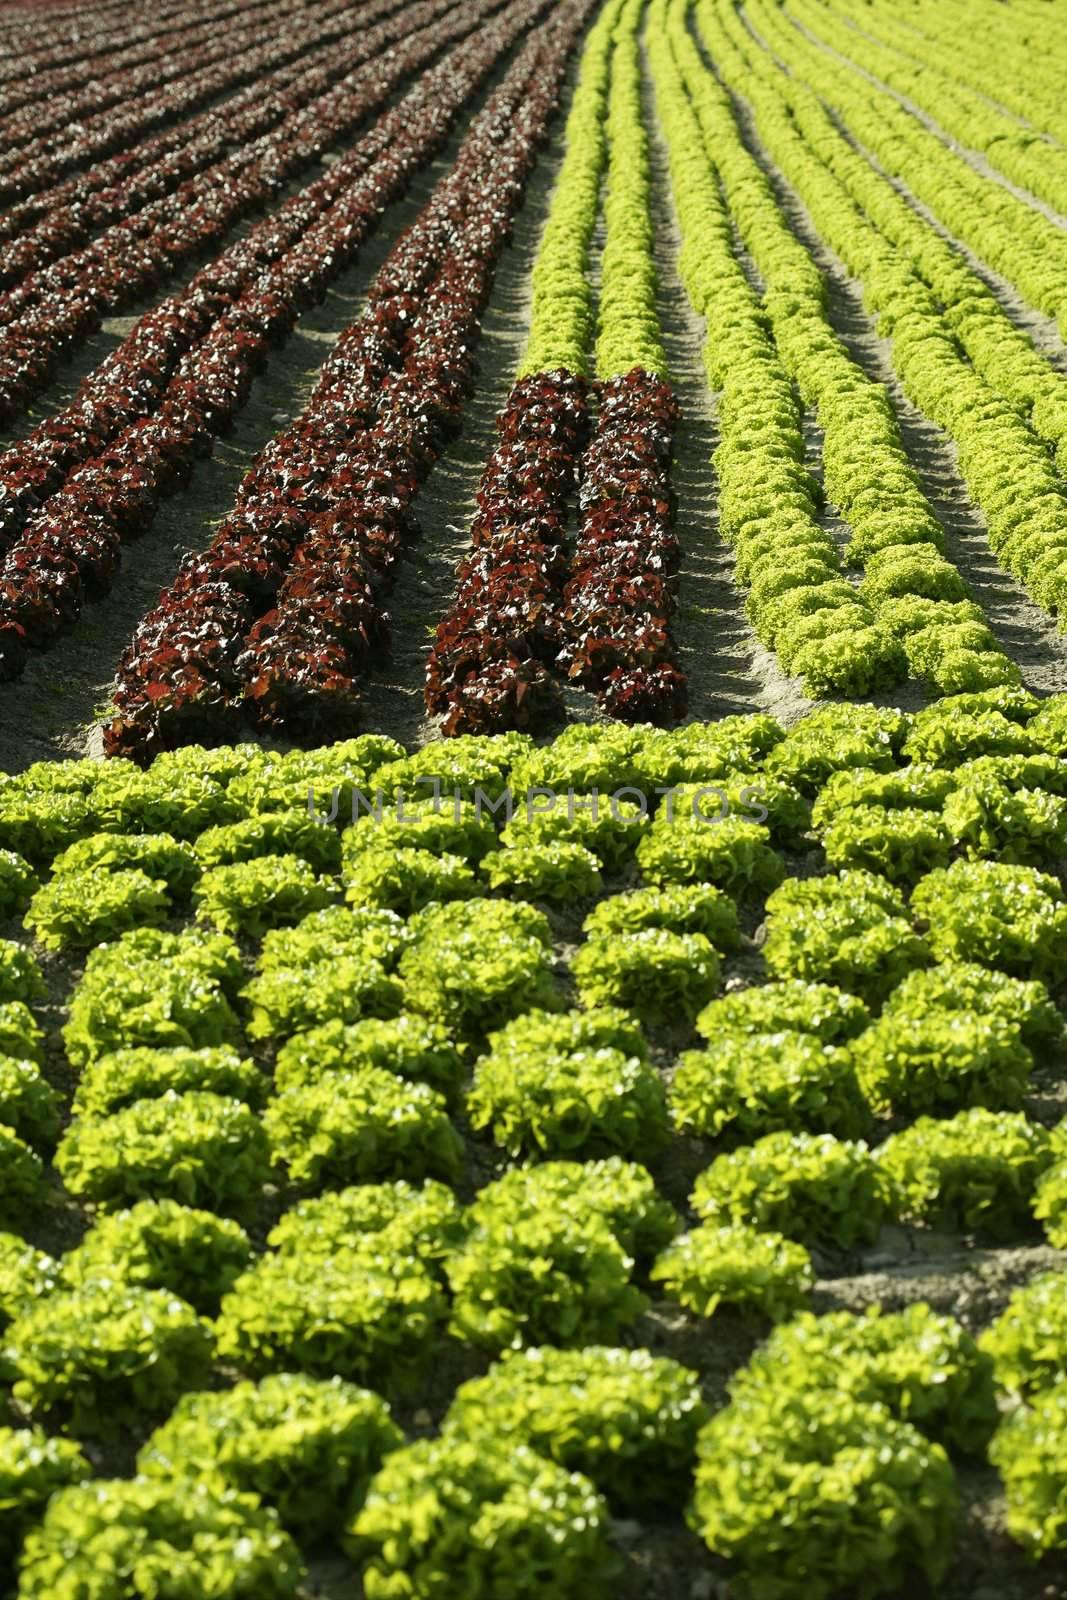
[258, 905, 411, 971]
[444, 1346, 707, 1511]
[446, 1210, 645, 1352]
[468, 1007, 665, 1158]
[0, 848, 38, 918]
[821, 804, 952, 883]
[4, 1283, 213, 1436]
[0, 1426, 88, 1582]
[0, 1233, 59, 1333]
[71, 1045, 266, 1121]
[1034, 1157, 1067, 1248]
[0, 1001, 43, 1065]
[342, 796, 499, 865]
[273, 1014, 464, 1102]
[572, 928, 719, 1026]
[349, 1437, 618, 1599]
[695, 980, 870, 1044]
[810, 764, 955, 831]
[883, 961, 1062, 1050]
[732, 1304, 998, 1456]
[636, 813, 784, 895]
[214, 1248, 447, 1392]
[138, 1373, 404, 1539]
[763, 870, 930, 1003]
[911, 859, 1067, 978]
[651, 1222, 813, 1321]
[51, 832, 201, 895]
[765, 704, 908, 792]
[670, 1030, 870, 1140]
[56, 1092, 271, 1216]
[0, 1124, 44, 1223]
[193, 854, 337, 938]
[690, 1386, 957, 1598]
[398, 900, 558, 1035]
[16, 1478, 304, 1600]
[0, 940, 43, 1005]
[25, 867, 170, 950]
[267, 1179, 463, 1265]
[263, 1067, 464, 1190]
[194, 811, 341, 873]
[850, 1012, 1034, 1115]
[0, 1056, 60, 1150]
[500, 795, 649, 869]
[344, 845, 480, 914]
[62, 1199, 253, 1314]
[481, 841, 602, 903]
[979, 1271, 1067, 1398]
[64, 928, 242, 1067]
[878, 1109, 1054, 1238]
[583, 882, 741, 948]
[444, 1157, 674, 1351]
[242, 959, 403, 1043]
[989, 1377, 1067, 1555]
[691, 1131, 890, 1249]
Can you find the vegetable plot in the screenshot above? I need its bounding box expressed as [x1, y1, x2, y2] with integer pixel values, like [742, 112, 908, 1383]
[2, 0, 1067, 1594]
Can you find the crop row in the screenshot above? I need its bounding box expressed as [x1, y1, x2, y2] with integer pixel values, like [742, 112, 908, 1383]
[427, 0, 685, 733]
[0, 0, 470, 422]
[0, 689, 1066, 1591]
[0, 0, 522, 680]
[700, 0, 1067, 641]
[0, 0, 408, 287]
[103, 0, 599, 757]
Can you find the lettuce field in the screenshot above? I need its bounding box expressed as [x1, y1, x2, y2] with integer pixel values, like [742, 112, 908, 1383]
[2, 0, 1067, 1594]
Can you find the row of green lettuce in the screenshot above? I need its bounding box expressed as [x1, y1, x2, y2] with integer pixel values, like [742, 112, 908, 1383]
[1, 690, 1067, 1592]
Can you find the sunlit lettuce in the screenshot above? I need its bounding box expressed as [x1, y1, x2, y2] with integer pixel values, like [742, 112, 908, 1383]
[193, 854, 337, 938]
[651, 1222, 813, 1321]
[350, 1438, 618, 1599]
[821, 804, 952, 882]
[138, 1373, 403, 1540]
[879, 1109, 1055, 1238]
[0, 1057, 59, 1151]
[573, 928, 719, 1026]
[0, 849, 38, 918]
[51, 832, 200, 895]
[62, 1199, 253, 1314]
[267, 1180, 463, 1266]
[273, 1015, 464, 1102]
[0, 1001, 43, 1065]
[636, 813, 784, 895]
[583, 882, 741, 948]
[0, 1426, 88, 1581]
[990, 1377, 1067, 1555]
[4, 1282, 213, 1436]
[911, 858, 1067, 978]
[215, 1248, 447, 1392]
[0, 1124, 44, 1223]
[695, 980, 870, 1044]
[72, 1045, 266, 1122]
[344, 845, 480, 914]
[980, 1271, 1067, 1398]
[194, 811, 341, 874]
[444, 1346, 706, 1510]
[0, 1233, 59, 1333]
[884, 962, 1062, 1050]
[64, 928, 242, 1067]
[469, 1006, 665, 1159]
[763, 870, 930, 1002]
[399, 900, 558, 1035]
[17, 1478, 303, 1600]
[56, 1092, 270, 1217]
[691, 1131, 889, 1248]
[671, 1030, 870, 1140]
[25, 867, 170, 950]
[263, 1067, 464, 1190]
[850, 1012, 1033, 1116]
